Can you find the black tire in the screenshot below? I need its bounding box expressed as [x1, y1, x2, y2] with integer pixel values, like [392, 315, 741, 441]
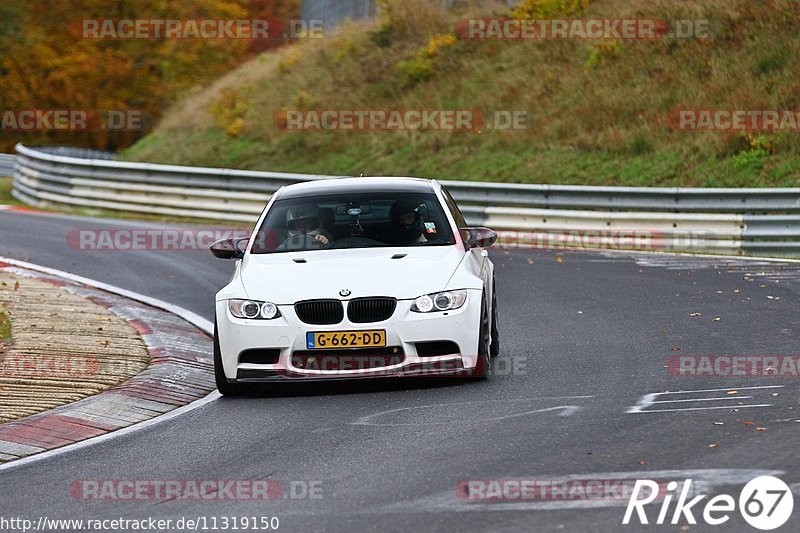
[490, 277, 500, 358]
[214, 322, 244, 396]
[471, 296, 492, 380]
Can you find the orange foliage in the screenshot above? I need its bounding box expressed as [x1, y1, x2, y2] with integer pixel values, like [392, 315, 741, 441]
[0, 0, 299, 152]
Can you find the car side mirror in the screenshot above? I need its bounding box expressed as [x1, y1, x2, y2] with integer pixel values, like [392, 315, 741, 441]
[459, 227, 497, 250]
[210, 238, 248, 259]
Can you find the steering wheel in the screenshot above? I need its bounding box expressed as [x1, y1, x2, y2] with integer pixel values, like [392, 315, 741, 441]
[277, 234, 327, 251]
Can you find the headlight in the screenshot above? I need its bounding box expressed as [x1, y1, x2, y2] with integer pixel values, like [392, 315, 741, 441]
[228, 299, 282, 320]
[411, 290, 467, 313]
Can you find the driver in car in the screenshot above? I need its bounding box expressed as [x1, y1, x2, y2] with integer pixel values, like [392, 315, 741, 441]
[284, 205, 331, 247]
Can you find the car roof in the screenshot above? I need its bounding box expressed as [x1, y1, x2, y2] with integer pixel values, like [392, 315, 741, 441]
[276, 177, 437, 199]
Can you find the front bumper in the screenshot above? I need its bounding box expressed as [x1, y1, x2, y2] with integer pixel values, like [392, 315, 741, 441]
[215, 291, 482, 382]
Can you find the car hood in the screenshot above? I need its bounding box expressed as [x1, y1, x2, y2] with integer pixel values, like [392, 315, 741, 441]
[240, 246, 465, 303]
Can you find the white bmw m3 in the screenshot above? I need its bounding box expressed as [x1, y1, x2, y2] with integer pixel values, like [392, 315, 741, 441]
[210, 177, 499, 395]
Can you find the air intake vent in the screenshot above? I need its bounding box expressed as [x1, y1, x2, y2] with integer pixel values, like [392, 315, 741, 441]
[239, 349, 281, 365]
[415, 341, 460, 357]
[294, 299, 344, 325]
[347, 297, 397, 323]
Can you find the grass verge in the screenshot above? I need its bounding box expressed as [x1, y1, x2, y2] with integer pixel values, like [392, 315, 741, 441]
[0, 309, 11, 342]
[0, 177, 24, 207]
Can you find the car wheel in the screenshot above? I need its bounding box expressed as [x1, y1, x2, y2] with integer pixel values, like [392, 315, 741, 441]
[214, 321, 244, 396]
[490, 277, 500, 358]
[471, 296, 492, 380]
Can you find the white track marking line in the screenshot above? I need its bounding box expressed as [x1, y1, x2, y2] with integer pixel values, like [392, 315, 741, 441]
[0, 255, 219, 473]
[631, 404, 773, 414]
[654, 385, 783, 394]
[353, 396, 594, 426]
[355, 405, 583, 426]
[627, 386, 783, 413]
[650, 396, 753, 404]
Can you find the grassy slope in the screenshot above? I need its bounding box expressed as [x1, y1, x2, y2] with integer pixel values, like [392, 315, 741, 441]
[123, 0, 800, 187]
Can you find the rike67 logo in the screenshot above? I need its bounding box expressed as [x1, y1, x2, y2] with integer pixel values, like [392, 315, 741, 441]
[623, 476, 793, 530]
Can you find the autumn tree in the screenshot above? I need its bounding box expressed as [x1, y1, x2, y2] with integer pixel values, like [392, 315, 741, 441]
[0, 0, 300, 151]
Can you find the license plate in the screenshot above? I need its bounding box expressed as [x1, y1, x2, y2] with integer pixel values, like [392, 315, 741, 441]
[306, 330, 386, 350]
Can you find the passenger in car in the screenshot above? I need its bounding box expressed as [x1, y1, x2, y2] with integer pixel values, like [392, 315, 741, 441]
[383, 199, 428, 245]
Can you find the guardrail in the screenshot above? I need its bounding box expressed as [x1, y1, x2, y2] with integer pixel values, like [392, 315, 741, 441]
[0, 154, 14, 176]
[11, 143, 800, 257]
[31, 146, 117, 161]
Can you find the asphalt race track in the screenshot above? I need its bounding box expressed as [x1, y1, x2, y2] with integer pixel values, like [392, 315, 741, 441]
[1, 209, 799, 532]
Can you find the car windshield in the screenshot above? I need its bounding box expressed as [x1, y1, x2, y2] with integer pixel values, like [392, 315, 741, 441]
[250, 192, 455, 254]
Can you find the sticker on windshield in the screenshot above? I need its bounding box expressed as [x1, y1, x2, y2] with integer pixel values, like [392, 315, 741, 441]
[424, 222, 437, 234]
